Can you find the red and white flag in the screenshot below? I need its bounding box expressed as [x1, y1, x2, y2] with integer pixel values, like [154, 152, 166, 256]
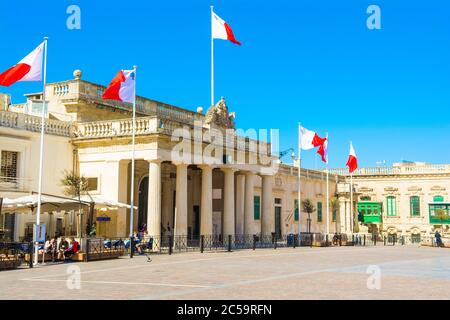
[317, 133, 328, 164]
[300, 126, 326, 150]
[212, 10, 241, 45]
[346, 142, 358, 173]
[102, 70, 136, 104]
[0, 42, 44, 87]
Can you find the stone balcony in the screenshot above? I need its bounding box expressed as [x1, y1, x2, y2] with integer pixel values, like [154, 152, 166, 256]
[48, 79, 204, 125]
[0, 110, 72, 137]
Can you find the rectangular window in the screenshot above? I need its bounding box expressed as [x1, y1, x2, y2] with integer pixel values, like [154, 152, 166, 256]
[410, 196, 420, 216]
[254, 196, 261, 220]
[274, 198, 282, 205]
[1, 151, 19, 182]
[294, 199, 299, 221]
[317, 202, 322, 222]
[332, 210, 337, 222]
[386, 196, 396, 216]
[434, 196, 444, 202]
[86, 177, 98, 191]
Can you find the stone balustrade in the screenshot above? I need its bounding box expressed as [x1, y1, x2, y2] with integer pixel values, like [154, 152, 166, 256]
[328, 164, 450, 176]
[48, 80, 204, 125]
[0, 110, 72, 137]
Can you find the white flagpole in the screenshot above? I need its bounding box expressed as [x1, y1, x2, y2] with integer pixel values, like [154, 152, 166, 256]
[129, 66, 137, 240]
[297, 123, 302, 236]
[211, 5, 215, 107]
[350, 141, 353, 234]
[326, 132, 329, 235]
[35, 37, 48, 265]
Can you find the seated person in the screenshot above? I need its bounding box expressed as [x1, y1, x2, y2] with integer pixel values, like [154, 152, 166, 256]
[135, 231, 151, 254]
[58, 237, 69, 260]
[64, 238, 80, 259]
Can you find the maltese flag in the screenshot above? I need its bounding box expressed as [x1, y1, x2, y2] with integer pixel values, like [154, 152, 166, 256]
[346, 142, 358, 173]
[102, 70, 136, 104]
[300, 126, 326, 151]
[212, 10, 241, 45]
[0, 42, 44, 87]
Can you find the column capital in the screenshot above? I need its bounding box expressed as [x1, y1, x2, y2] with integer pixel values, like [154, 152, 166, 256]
[198, 164, 216, 171]
[172, 162, 189, 168]
[145, 158, 162, 164]
[220, 167, 238, 174]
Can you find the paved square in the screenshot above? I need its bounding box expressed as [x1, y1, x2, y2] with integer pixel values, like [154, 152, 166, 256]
[1, 246, 449, 300]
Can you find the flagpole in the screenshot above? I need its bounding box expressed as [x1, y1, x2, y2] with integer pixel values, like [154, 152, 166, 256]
[297, 123, 302, 236]
[350, 142, 353, 234]
[35, 37, 48, 265]
[326, 132, 329, 235]
[210, 5, 215, 107]
[129, 66, 137, 245]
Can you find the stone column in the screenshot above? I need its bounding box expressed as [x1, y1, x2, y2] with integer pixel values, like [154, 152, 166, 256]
[222, 168, 235, 237]
[261, 175, 274, 236]
[244, 172, 255, 235]
[174, 164, 188, 237]
[200, 165, 213, 236]
[235, 174, 245, 235]
[339, 199, 346, 233]
[147, 160, 162, 241]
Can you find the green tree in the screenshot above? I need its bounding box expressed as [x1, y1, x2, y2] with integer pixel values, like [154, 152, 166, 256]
[61, 170, 89, 238]
[302, 199, 316, 234]
[330, 197, 340, 233]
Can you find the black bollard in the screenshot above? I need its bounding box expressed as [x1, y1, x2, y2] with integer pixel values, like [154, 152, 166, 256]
[228, 235, 232, 252]
[310, 234, 313, 248]
[293, 235, 297, 248]
[253, 235, 257, 250]
[129, 237, 134, 259]
[29, 243, 33, 269]
[169, 236, 173, 255]
[364, 235, 366, 246]
[200, 235, 204, 253]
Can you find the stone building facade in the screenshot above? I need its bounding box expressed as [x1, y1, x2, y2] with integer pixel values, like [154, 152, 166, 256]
[0, 72, 448, 242]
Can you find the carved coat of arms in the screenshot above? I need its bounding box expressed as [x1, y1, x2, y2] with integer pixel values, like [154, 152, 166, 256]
[204, 97, 235, 129]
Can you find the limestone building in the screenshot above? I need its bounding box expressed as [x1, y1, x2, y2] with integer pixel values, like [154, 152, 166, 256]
[0, 71, 448, 243]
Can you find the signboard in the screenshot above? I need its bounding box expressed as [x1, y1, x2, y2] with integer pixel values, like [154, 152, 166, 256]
[33, 224, 46, 243]
[96, 217, 111, 222]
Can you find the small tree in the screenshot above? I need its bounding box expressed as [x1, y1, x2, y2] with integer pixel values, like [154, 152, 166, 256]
[302, 199, 316, 234]
[330, 197, 340, 233]
[61, 170, 89, 238]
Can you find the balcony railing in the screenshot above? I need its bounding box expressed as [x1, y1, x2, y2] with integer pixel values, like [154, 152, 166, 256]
[0, 177, 32, 192]
[0, 110, 72, 137]
[49, 80, 204, 125]
[328, 164, 450, 176]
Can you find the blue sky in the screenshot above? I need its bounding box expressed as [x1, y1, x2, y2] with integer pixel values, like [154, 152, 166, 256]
[0, 0, 449, 169]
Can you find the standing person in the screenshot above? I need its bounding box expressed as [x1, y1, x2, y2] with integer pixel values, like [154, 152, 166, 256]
[50, 236, 58, 262]
[435, 230, 443, 248]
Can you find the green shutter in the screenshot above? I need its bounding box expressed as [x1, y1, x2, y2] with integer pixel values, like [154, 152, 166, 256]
[294, 199, 299, 221]
[317, 202, 322, 222]
[332, 211, 337, 222]
[410, 196, 420, 216]
[434, 196, 444, 202]
[254, 196, 261, 220]
[387, 196, 396, 216]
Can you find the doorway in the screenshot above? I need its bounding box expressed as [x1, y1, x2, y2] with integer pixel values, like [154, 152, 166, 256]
[275, 206, 282, 239]
[138, 176, 149, 230]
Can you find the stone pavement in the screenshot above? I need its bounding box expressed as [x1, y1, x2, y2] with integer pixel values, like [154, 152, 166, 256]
[1, 246, 449, 300]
